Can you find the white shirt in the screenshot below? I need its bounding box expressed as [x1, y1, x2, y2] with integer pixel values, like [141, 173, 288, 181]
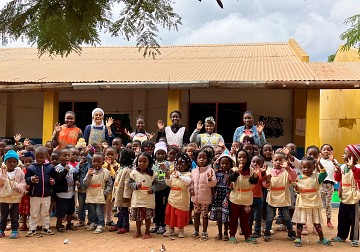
[320, 158, 337, 183]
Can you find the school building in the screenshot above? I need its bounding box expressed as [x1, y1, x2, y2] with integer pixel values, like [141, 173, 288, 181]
[0, 39, 360, 159]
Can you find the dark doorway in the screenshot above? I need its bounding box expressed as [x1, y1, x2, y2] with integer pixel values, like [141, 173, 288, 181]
[59, 101, 97, 132]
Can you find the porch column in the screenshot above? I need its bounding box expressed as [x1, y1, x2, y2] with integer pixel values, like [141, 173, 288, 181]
[293, 90, 306, 148]
[305, 89, 320, 148]
[42, 92, 59, 144]
[167, 90, 181, 126]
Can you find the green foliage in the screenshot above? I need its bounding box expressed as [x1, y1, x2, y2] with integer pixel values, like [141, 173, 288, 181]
[327, 54, 335, 62]
[340, 14, 360, 55]
[0, 0, 181, 57]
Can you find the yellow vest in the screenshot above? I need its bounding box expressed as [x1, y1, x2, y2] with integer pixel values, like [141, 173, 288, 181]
[85, 168, 111, 204]
[230, 173, 253, 206]
[167, 172, 191, 211]
[296, 173, 322, 208]
[340, 169, 360, 204]
[267, 171, 291, 207]
[130, 169, 156, 209]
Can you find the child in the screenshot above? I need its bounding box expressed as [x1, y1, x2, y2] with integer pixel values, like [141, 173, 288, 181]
[112, 137, 123, 158]
[25, 146, 56, 237]
[112, 148, 133, 234]
[164, 152, 192, 238]
[190, 149, 217, 240]
[132, 140, 141, 157]
[54, 148, 79, 232]
[292, 156, 332, 247]
[76, 148, 91, 227]
[319, 144, 337, 229]
[0, 150, 26, 238]
[185, 143, 197, 171]
[332, 144, 360, 246]
[129, 152, 159, 239]
[167, 145, 180, 172]
[228, 149, 260, 244]
[263, 152, 297, 242]
[49, 150, 60, 217]
[230, 141, 242, 162]
[210, 153, 233, 241]
[84, 152, 113, 234]
[150, 141, 171, 234]
[19, 152, 34, 231]
[125, 116, 154, 144]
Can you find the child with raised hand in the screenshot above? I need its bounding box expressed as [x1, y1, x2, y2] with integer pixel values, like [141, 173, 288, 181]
[124, 115, 155, 144]
[319, 144, 337, 229]
[54, 148, 79, 232]
[210, 153, 233, 241]
[25, 146, 56, 237]
[263, 152, 297, 242]
[84, 152, 113, 234]
[190, 149, 217, 241]
[150, 141, 171, 235]
[129, 152, 159, 239]
[332, 144, 360, 247]
[112, 148, 134, 234]
[164, 152, 192, 238]
[292, 156, 332, 247]
[0, 150, 26, 239]
[228, 150, 260, 244]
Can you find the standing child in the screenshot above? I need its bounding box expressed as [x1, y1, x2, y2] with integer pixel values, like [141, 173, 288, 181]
[112, 148, 133, 234]
[164, 152, 192, 238]
[25, 146, 56, 237]
[230, 141, 242, 162]
[263, 152, 297, 242]
[124, 116, 155, 144]
[210, 153, 233, 241]
[167, 145, 180, 172]
[190, 149, 217, 241]
[0, 150, 26, 238]
[84, 152, 113, 234]
[129, 152, 159, 239]
[292, 156, 332, 247]
[332, 145, 360, 247]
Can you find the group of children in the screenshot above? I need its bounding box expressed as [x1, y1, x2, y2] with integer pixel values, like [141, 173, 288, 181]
[0, 128, 360, 248]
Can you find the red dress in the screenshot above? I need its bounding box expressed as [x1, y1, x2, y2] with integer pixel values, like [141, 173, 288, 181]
[19, 168, 30, 215]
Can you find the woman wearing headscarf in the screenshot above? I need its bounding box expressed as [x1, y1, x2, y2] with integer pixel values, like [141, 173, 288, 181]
[83, 108, 114, 145]
[233, 111, 266, 147]
[189, 116, 224, 148]
[52, 111, 83, 149]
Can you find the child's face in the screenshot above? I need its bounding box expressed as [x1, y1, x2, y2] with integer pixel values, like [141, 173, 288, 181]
[301, 160, 315, 176]
[262, 144, 273, 158]
[156, 150, 167, 162]
[197, 152, 208, 167]
[101, 141, 109, 149]
[167, 149, 177, 162]
[24, 156, 34, 168]
[214, 147, 223, 160]
[137, 155, 149, 172]
[186, 146, 195, 160]
[231, 143, 240, 154]
[176, 158, 189, 172]
[0, 142, 6, 156]
[321, 145, 332, 159]
[126, 143, 133, 150]
[112, 139, 122, 151]
[144, 145, 154, 154]
[80, 151, 87, 163]
[5, 158, 18, 171]
[132, 143, 140, 152]
[237, 151, 248, 167]
[306, 148, 319, 160]
[285, 143, 297, 152]
[219, 157, 232, 172]
[243, 144, 253, 156]
[92, 155, 104, 170]
[136, 118, 145, 131]
[272, 153, 284, 169]
[45, 142, 53, 154]
[35, 151, 47, 164]
[251, 156, 264, 169]
[253, 145, 260, 155]
[59, 150, 70, 166]
[70, 149, 80, 162]
[205, 123, 215, 134]
[51, 153, 59, 166]
[343, 148, 352, 162]
[105, 149, 117, 164]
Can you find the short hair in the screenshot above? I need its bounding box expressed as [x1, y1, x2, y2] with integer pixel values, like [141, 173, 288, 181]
[193, 149, 212, 166]
[306, 145, 320, 154]
[170, 110, 182, 119]
[35, 146, 48, 154]
[235, 149, 251, 171]
[119, 148, 134, 166]
[320, 144, 333, 151]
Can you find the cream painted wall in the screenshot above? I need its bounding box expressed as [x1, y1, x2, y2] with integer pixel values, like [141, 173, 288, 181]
[0, 93, 8, 137]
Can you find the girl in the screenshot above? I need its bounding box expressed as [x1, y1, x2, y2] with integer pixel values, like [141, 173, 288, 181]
[129, 152, 159, 239]
[167, 145, 180, 172]
[125, 115, 155, 144]
[112, 148, 133, 234]
[190, 149, 217, 241]
[76, 148, 91, 227]
[228, 149, 260, 244]
[332, 144, 360, 247]
[319, 144, 337, 229]
[164, 152, 192, 238]
[230, 141, 241, 162]
[263, 152, 297, 242]
[292, 156, 332, 247]
[210, 153, 233, 241]
[84, 152, 113, 234]
[19, 151, 34, 231]
[0, 150, 26, 239]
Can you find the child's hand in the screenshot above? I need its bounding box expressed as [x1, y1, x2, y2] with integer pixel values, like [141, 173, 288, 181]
[137, 182, 142, 189]
[157, 120, 165, 131]
[293, 181, 300, 193]
[88, 168, 95, 175]
[207, 169, 214, 181]
[113, 164, 119, 172]
[329, 151, 334, 162]
[282, 160, 290, 171]
[238, 164, 243, 173]
[49, 177, 55, 185]
[31, 175, 39, 183]
[13, 187, 21, 193]
[266, 174, 272, 183]
[189, 188, 195, 196]
[75, 181, 80, 187]
[14, 133, 21, 143]
[165, 170, 170, 179]
[65, 165, 70, 171]
[261, 164, 268, 176]
[218, 141, 225, 149]
[1, 166, 7, 176]
[346, 156, 354, 168]
[173, 170, 179, 179]
[148, 132, 156, 140]
[147, 188, 153, 194]
[23, 138, 30, 147]
[159, 163, 167, 171]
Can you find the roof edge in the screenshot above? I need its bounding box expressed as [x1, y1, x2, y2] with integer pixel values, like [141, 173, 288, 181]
[288, 39, 309, 62]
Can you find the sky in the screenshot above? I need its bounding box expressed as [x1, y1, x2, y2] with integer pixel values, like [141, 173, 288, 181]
[1, 0, 360, 61]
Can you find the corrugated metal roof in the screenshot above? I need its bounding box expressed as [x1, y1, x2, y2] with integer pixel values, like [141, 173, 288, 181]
[0, 42, 359, 87]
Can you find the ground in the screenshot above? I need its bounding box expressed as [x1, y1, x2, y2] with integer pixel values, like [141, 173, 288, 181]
[1, 209, 355, 252]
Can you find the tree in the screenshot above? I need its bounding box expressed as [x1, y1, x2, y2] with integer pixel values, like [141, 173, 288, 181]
[340, 14, 360, 55]
[0, 0, 182, 57]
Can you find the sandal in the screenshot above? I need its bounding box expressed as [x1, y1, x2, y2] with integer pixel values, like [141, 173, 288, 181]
[200, 232, 209, 241]
[317, 238, 332, 246]
[191, 231, 200, 239]
[133, 233, 141, 238]
[331, 237, 344, 242]
[142, 233, 151, 239]
[66, 224, 77, 231]
[223, 234, 229, 241]
[294, 238, 302, 247]
[56, 225, 66, 233]
[214, 234, 222, 240]
[245, 237, 258, 244]
[228, 237, 238, 244]
[351, 240, 359, 247]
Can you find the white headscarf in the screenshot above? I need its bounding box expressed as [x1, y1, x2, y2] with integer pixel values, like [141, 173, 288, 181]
[91, 108, 105, 127]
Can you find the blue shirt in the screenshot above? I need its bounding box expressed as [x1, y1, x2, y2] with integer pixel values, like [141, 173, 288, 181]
[233, 125, 266, 147]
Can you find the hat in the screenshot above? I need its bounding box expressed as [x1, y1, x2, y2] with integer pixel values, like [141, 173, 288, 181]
[205, 116, 216, 126]
[215, 153, 235, 167]
[154, 141, 167, 154]
[75, 138, 87, 149]
[346, 144, 360, 161]
[4, 150, 19, 163]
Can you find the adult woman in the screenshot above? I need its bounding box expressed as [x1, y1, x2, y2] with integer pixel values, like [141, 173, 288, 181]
[52, 111, 83, 149]
[233, 111, 266, 147]
[190, 116, 224, 148]
[83, 108, 114, 145]
[157, 110, 189, 149]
